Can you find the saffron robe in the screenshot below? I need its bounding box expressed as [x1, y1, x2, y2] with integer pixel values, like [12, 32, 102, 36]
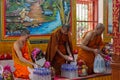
[45, 28, 74, 75]
[12, 42, 33, 79]
[77, 32, 104, 74]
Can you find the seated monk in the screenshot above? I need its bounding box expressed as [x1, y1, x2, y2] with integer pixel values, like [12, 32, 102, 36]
[77, 23, 105, 74]
[45, 24, 74, 75]
[12, 29, 38, 79]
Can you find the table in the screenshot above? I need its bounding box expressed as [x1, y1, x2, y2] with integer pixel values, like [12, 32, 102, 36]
[54, 73, 111, 80]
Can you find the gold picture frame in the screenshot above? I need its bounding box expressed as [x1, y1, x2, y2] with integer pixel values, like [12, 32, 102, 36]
[103, 0, 113, 42]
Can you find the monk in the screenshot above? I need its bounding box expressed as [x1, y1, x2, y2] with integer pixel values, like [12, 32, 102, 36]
[12, 29, 37, 79]
[45, 24, 74, 75]
[77, 23, 105, 74]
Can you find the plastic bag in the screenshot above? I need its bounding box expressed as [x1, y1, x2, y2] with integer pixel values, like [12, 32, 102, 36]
[93, 54, 106, 73]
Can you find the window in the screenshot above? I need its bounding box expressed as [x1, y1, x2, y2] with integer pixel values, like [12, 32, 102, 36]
[76, 0, 98, 44]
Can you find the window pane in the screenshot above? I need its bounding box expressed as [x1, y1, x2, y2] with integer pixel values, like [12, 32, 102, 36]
[76, 4, 88, 21]
[76, 0, 98, 44]
[76, 22, 95, 44]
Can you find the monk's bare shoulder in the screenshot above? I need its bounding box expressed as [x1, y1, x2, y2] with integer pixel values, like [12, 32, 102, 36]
[13, 40, 21, 49]
[81, 31, 93, 45]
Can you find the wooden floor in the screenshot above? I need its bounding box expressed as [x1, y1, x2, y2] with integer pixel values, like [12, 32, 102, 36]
[54, 73, 112, 80]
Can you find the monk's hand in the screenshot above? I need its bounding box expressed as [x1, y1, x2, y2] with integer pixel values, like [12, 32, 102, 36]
[64, 55, 73, 61]
[93, 49, 99, 56]
[33, 63, 38, 68]
[99, 52, 106, 58]
[33, 63, 41, 68]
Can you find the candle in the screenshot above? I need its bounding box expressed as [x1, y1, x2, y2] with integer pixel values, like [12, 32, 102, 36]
[110, 38, 113, 44]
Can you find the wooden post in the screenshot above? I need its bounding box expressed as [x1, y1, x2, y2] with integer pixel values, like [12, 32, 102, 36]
[111, 54, 120, 80]
[112, 0, 120, 80]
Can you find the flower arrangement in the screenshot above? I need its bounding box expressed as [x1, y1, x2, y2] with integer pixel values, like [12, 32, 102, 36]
[44, 61, 51, 68]
[77, 59, 88, 76]
[43, 61, 55, 77]
[102, 43, 113, 56]
[3, 65, 13, 80]
[31, 48, 45, 62]
[104, 55, 112, 73]
[102, 43, 112, 73]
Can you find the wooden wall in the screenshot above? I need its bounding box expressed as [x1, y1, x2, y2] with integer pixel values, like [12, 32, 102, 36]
[0, 0, 113, 54]
[0, 0, 76, 54]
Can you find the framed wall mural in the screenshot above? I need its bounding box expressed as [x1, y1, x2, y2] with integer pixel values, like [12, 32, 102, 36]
[103, 0, 113, 42]
[0, 0, 71, 41]
[107, 0, 113, 34]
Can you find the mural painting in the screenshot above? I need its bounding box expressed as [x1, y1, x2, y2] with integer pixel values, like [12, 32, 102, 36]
[1, 0, 71, 40]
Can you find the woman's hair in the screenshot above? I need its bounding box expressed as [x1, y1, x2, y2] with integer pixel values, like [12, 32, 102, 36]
[21, 29, 30, 36]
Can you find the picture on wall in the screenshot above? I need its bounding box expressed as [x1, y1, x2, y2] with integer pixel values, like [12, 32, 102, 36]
[108, 0, 113, 34]
[1, 0, 71, 41]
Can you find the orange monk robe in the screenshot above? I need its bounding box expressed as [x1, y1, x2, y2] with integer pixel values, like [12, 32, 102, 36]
[45, 28, 74, 75]
[12, 42, 33, 79]
[77, 32, 105, 74]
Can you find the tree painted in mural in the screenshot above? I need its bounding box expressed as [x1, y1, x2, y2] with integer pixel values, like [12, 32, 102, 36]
[5, 0, 71, 36]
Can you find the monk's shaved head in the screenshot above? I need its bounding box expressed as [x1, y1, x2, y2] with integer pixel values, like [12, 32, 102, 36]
[96, 23, 105, 30]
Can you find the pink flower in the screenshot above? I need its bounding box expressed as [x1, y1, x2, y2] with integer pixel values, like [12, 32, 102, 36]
[44, 61, 51, 68]
[32, 48, 41, 60]
[3, 65, 11, 73]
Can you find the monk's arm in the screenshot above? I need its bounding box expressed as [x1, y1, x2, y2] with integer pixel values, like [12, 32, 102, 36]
[14, 42, 36, 66]
[99, 37, 105, 50]
[80, 32, 99, 55]
[80, 32, 94, 52]
[98, 37, 106, 58]
[57, 49, 64, 58]
[66, 42, 72, 56]
[57, 49, 72, 61]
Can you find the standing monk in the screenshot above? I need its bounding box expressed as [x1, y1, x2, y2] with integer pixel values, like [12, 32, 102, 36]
[12, 29, 37, 79]
[77, 23, 105, 74]
[45, 24, 74, 75]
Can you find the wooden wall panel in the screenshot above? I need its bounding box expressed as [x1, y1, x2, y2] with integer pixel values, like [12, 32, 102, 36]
[0, 0, 76, 54]
[112, 0, 120, 80]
